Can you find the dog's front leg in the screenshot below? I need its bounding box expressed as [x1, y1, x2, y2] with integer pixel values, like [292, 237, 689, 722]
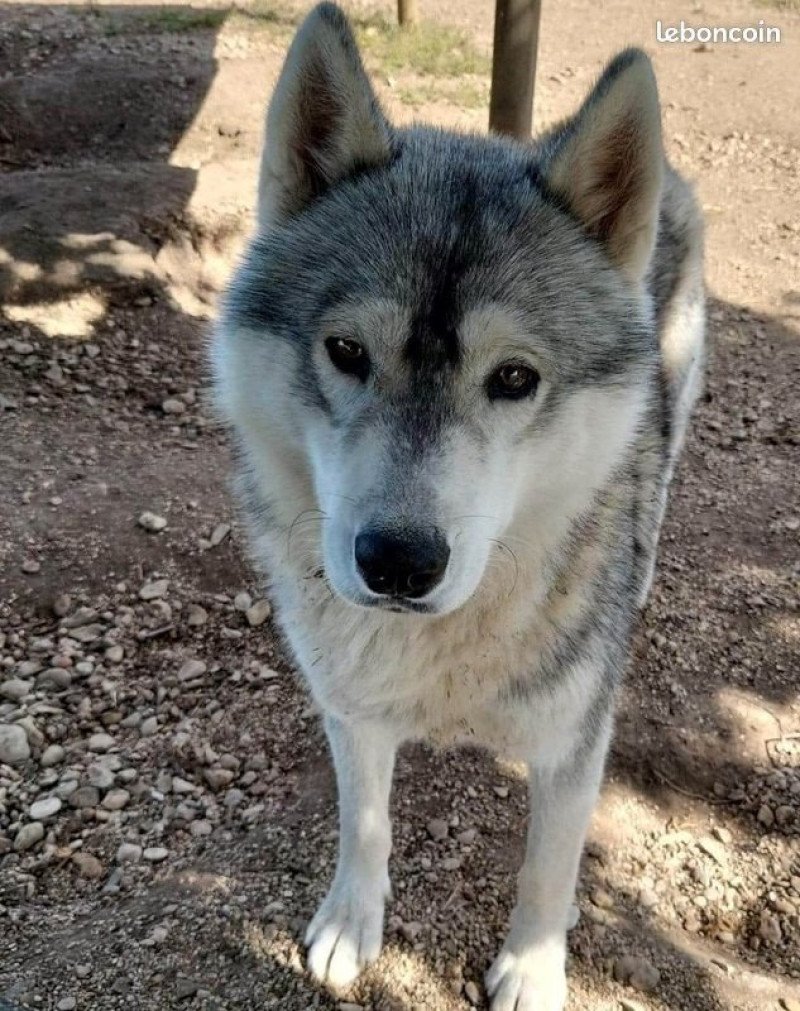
[486, 725, 611, 1011]
[305, 715, 398, 989]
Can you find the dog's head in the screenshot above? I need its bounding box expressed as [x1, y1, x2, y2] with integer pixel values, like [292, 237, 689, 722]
[216, 3, 664, 616]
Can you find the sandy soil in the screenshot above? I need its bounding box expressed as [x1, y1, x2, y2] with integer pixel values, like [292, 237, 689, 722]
[0, 1, 798, 1010]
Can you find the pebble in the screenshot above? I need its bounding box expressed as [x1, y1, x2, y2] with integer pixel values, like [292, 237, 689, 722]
[0, 723, 31, 764]
[140, 716, 158, 736]
[139, 579, 169, 601]
[613, 955, 661, 992]
[162, 397, 186, 415]
[29, 796, 62, 820]
[53, 593, 72, 617]
[22, 558, 41, 574]
[186, 605, 208, 626]
[204, 768, 235, 791]
[102, 788, 131, 811]
[209, 523, 231, 547]
[619, 1000, 646, 1011]
[400, 921, 423, 942]
[464, 981, 481, 1005]
[14, 821, 44, 852]
[116, 842, 143, 864]
[87, 762, 115, 789]
[56, 998, 76, 1011]
[178, 659, 206, 681]
[246, 599, 272, 626]
[758, 804, 775, 828]
[69, 786, 100, 808]
[190, 820, 212, 837]
[41, 744, 66, 767]
[698, 835, 726, 864]
[591, 887, 614, 909]
[780, 999, 800, 1011]
[234, 591, 252, 612]
[427, 818, 449, 841]
[442, 856, 462, 871]
[105, 644, 124, 663]
[493, 785, 509, 798]
[88, 732, 115, 753]
[1, 678, 31, 701]
[37, 667, 72, 690]
[138, 511, 167, 532]
[72, 851, 104, 879]
[143, 846, 169, 863]
[758, 910, 782, 944]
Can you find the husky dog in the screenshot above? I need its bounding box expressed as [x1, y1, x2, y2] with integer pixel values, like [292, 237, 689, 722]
[212, 4, 704, 1008]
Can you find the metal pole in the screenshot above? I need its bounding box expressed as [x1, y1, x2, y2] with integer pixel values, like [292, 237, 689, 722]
[489, 0, 541, 140]
[398, 0, 418, 27]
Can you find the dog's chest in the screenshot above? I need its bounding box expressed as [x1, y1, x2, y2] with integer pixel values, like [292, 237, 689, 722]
[278, 573, 595, 755]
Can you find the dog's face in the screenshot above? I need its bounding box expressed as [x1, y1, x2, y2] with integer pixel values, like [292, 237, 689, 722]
[216, 6, 664, 616]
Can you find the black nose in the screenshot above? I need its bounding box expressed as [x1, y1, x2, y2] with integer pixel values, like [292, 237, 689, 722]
[355, 527, 450, 599]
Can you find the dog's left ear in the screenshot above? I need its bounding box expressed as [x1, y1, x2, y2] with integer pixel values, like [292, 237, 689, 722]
[258, 2, 393, 227]
[543, 49, 664, 283]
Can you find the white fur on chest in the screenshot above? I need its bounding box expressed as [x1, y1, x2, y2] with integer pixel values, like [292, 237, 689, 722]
[273, 562, 603, 765]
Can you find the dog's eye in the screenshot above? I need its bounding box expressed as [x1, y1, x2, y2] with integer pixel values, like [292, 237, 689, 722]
[325, 337, 369, 380]
[487, 362, 540, 400]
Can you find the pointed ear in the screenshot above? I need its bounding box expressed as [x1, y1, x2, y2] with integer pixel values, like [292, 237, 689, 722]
[543, 49, 664, 283]
[258, 2, 392, 227]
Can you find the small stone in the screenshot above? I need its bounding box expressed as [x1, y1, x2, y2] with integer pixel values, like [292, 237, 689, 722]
[116, 842, 143, 864]
[209, 523, 231, 547]
[780, 999, 800, 1011]
[175, 978, 200, 1000]
[87, 763, 115, 789]
[41, 744, 66, 767]
[29, 796, 62, 820]
[162, 397, 186, 415]
[143, 846, 169, 863]
[400, 921, 423, 942]
[614, 955, 660, 993]
[102, 788, 130, 811]
[620, 1000, 646, 1011]
[234, 591, 252, 612]
[493, 785, 509, 798]
[591, 887, 614, 909]
[698, 835, 725, 864]
[140, 716, 158, 736]
[0, 723, 31, 764]
[69, 786, 100, 809]
[204, 768, 235, 791]
[757, 804, 774, 828]
[138, 511, 167, 532]
[712, 825, 732, 844]
[14, 821, 44, 851]
[172, 776, 195, 794]
[22, 558, 41, 574]
[72, 851, 104, 879]
[37, 667, 72, 690]
[186, 605, 208, 627]
[427, 818, 449, 841]
[1, 678, 31, 701]
[105, 644, 124, 663]
[638, 887, 659, 909]
[190, 820, 212, 838]
[758, 910, 782, 944]
[178, 659, 206, 681]
[53, 593, 72, 617]
[464, 981, 481, 1005]
[775, 805, 794, 827]
[88, 732, 115, 753]
[442, 856, 461, 871]
[457, 828, 477, 845]
[75, 965, 91, 979]
[139, 579, 169, 601]
[246, 599, 272, 627]
[56, 998, 76, 1011]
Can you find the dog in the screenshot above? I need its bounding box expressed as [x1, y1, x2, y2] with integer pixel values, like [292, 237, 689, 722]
[211, 4, 704, 1008]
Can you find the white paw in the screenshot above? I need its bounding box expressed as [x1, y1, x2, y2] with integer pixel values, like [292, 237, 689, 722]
[486, 946, 567, 1011]
[305, 880, 385, 990]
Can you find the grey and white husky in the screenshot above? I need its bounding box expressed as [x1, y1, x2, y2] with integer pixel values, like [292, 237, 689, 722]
[212, 4, 704, 1007]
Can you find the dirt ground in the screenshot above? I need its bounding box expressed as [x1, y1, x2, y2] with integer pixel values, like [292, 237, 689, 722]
[0, 0, 798, 1009]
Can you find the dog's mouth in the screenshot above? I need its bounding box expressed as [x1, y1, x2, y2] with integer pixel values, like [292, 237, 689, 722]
[351, 591, 436, 616]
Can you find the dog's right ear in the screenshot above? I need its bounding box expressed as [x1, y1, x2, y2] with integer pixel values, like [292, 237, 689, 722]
[258, 3, 393, 228]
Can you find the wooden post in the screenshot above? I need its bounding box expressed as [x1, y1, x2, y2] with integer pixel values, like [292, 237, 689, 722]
[489, 0, 541, 140]
[398, 0, 418, 27]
